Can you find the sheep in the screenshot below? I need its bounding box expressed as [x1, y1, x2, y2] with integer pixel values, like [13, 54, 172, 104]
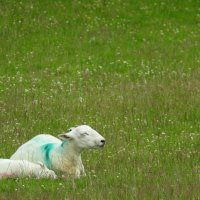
[0, 159, 57, 179]
[10, 125, 105, 178]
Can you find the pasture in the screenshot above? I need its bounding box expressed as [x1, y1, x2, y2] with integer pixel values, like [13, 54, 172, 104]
[0, 0, 200, 199]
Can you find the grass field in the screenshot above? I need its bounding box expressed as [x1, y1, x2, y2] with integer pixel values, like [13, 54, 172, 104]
[0, 0, 200, 199]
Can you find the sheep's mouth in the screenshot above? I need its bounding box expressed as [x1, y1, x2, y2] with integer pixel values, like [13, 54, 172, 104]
[92, 144, 104, 149]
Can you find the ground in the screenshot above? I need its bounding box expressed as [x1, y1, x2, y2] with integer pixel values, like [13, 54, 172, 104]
[0, 0, 200, 199]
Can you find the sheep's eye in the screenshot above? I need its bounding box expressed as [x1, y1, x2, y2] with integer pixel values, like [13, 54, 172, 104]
[83, 132, 89, 136]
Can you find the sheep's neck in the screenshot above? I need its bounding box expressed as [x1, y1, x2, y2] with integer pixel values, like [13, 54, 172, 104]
[53, 141, 83, 176]
[60, 141, 82, 161]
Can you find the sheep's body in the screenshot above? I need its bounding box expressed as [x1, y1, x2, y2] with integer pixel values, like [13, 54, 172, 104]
[11, 134, 84, 177]
[0, 159, 57, 179]
[11, 134, 62, 169]
[11, 125, 105, 178]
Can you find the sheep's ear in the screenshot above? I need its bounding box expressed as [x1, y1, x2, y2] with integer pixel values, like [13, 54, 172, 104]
[37, 162, 46, 169]
[58, 133, 73, 141]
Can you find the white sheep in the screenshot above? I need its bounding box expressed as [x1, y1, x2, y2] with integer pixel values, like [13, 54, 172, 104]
[10, 125, 105, 178]
[0, 159, 57, 179]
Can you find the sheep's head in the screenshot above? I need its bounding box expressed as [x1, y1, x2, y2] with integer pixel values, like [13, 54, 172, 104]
[58, 125, 105, 149]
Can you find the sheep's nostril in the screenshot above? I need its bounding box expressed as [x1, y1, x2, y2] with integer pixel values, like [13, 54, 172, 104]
[101, 140, 105, 144]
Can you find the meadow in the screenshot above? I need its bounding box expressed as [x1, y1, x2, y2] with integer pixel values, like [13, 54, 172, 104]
[0, 0, 200, 199]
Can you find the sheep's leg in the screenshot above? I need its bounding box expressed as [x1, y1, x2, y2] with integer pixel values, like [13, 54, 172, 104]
[80, 164, 86, 176]
[74, 168, 81, 178]
[0, 173, 16, 179]
[61, 168, 80, 179]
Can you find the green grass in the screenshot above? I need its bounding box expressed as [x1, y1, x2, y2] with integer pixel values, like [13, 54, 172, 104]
[0, 0, 200, 199]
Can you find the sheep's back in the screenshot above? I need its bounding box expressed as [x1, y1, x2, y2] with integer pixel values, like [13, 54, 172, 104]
[0, 159, 37, 175]
[31, 134, 62, 145]
[10, 134, 62, 162]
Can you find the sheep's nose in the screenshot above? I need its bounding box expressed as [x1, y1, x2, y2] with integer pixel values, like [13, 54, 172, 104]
[101, 140, 105, 144]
